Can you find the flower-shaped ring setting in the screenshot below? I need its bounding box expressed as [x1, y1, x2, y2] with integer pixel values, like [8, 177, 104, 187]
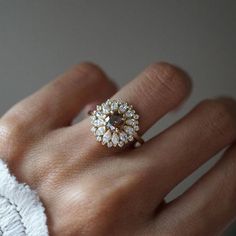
[89, 99, 144, 148]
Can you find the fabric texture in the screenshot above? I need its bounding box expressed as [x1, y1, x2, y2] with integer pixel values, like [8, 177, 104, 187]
[0, 159, 48, 236]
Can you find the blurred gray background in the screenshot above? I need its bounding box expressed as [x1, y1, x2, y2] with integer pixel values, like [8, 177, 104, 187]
[0, 0, 235, 234]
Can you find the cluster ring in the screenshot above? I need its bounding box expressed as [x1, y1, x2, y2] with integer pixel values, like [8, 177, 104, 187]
[89, 99, 144, 148]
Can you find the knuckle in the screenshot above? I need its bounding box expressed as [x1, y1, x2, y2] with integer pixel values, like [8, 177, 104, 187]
[55, 174, 138, 235]
[0, 116, 26, 160]
[69, 62, 105, 80]
[200, 98, 236, 123]
[0, 116, 25, 141]
[53, 62, 107, 90]
[0, 104, 45, 163]
[198, 98, 236, 137]
[145, 62, 191, 99]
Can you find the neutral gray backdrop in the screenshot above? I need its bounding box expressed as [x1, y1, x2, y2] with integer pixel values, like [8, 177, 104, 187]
[0, 1, 235, 235]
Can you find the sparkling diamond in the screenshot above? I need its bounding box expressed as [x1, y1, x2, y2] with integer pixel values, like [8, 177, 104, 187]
[107, 142, 113, 148]
[91, 127, 96, 133]
[107, 123, 116, 131]
[102, 104, 110, 114]
[93, 118, 105, 127]
[91, 115, 96, 122]
[119, 132, 128, 142]
[96, 111, 105, 118]
[118, 142, 124, 147]
[106, 99, 111, 104]
[134, 114, 139, 119]
[134, 126, 139, 131]
[111, 132, 119, 146]
[96, 126, 106, 136]
[111, 101, 118, 110]
[126, 119, 135, 126]
[96, 105, 102, 111]
[119, 103, 128, 113]
[103, 130, 112, 143]
[125, 110, 134, 118]
[96, 136, 102, 141]
[124, 126, 134, 135]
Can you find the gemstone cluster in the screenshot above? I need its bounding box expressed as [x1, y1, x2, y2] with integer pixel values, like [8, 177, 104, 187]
[90, 99, 140, 147]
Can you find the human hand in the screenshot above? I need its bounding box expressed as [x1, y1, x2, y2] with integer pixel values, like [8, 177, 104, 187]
[1, 62, 236, 236]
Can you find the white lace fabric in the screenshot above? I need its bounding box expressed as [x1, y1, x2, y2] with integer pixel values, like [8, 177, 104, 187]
[0, 159, 48, 236]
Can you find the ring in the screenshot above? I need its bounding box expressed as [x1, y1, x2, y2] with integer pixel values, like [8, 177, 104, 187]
[89, 99, 144, 148]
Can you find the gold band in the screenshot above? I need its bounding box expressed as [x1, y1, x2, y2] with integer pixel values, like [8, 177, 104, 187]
[133, 133, 144, 145]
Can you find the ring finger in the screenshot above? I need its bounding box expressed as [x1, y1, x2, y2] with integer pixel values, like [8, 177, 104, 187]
[69, 62, 192, 156]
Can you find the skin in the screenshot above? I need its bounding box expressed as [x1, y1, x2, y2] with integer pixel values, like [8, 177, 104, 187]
[0, 62, 236, 236]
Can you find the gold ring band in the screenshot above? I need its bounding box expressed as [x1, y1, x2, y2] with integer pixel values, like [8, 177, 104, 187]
[133, 133, 144, 146]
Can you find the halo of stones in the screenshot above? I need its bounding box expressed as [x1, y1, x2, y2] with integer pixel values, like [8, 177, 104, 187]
[90, 99, 140, 148]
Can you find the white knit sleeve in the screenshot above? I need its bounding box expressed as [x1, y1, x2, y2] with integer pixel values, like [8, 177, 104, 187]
[0, 159, 48, 236]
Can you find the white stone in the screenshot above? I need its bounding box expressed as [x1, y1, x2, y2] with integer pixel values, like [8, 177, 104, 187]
[126, 119, 135, 126]
[107, 123, 116, 131]
[111, 132, 119, 146]
[91, 127, 97, 133]
[103, 130, 112, 143]
[119, 103, 128, 113]
[107, 142, 113, 148]
[102, 103, 110, 114]
[96, 111, 105, 118]
[124, 125, 134, 135]
[134, 126, 139, 131]
[90, 115, 96, 122]
[118, 142, 124, 147]
[119, 132, 127, 142]
[96, 136, 102, 141]
[111, 101, 118, 110]
[93, 118, 105, 127]
[134, 114, 139, 119]
[96, 105, 102, 111]
[96, 126, 106, 136]
[106, 99, 111, 105]
[125, 110, 134, 118]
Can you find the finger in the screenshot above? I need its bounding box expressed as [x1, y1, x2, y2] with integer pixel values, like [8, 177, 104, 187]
[112, 62, 191, 134]
[70, 62, 192, 154]
[82, 79, 118, 118]
[152, 144, 236, 236]
[139, 97, 236, 199]
[1, 63, 116, 132]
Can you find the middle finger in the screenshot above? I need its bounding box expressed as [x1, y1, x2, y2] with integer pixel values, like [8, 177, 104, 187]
[139, 97, 236, 201]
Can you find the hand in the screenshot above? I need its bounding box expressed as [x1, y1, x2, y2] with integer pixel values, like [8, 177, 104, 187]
[1, 62, 236, 236]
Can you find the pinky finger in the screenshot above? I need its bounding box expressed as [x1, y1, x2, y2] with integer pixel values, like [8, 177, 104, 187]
[152, 144, 236, 236]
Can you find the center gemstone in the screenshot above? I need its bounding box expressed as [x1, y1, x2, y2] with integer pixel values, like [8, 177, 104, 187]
[107, 112, 124, 129]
